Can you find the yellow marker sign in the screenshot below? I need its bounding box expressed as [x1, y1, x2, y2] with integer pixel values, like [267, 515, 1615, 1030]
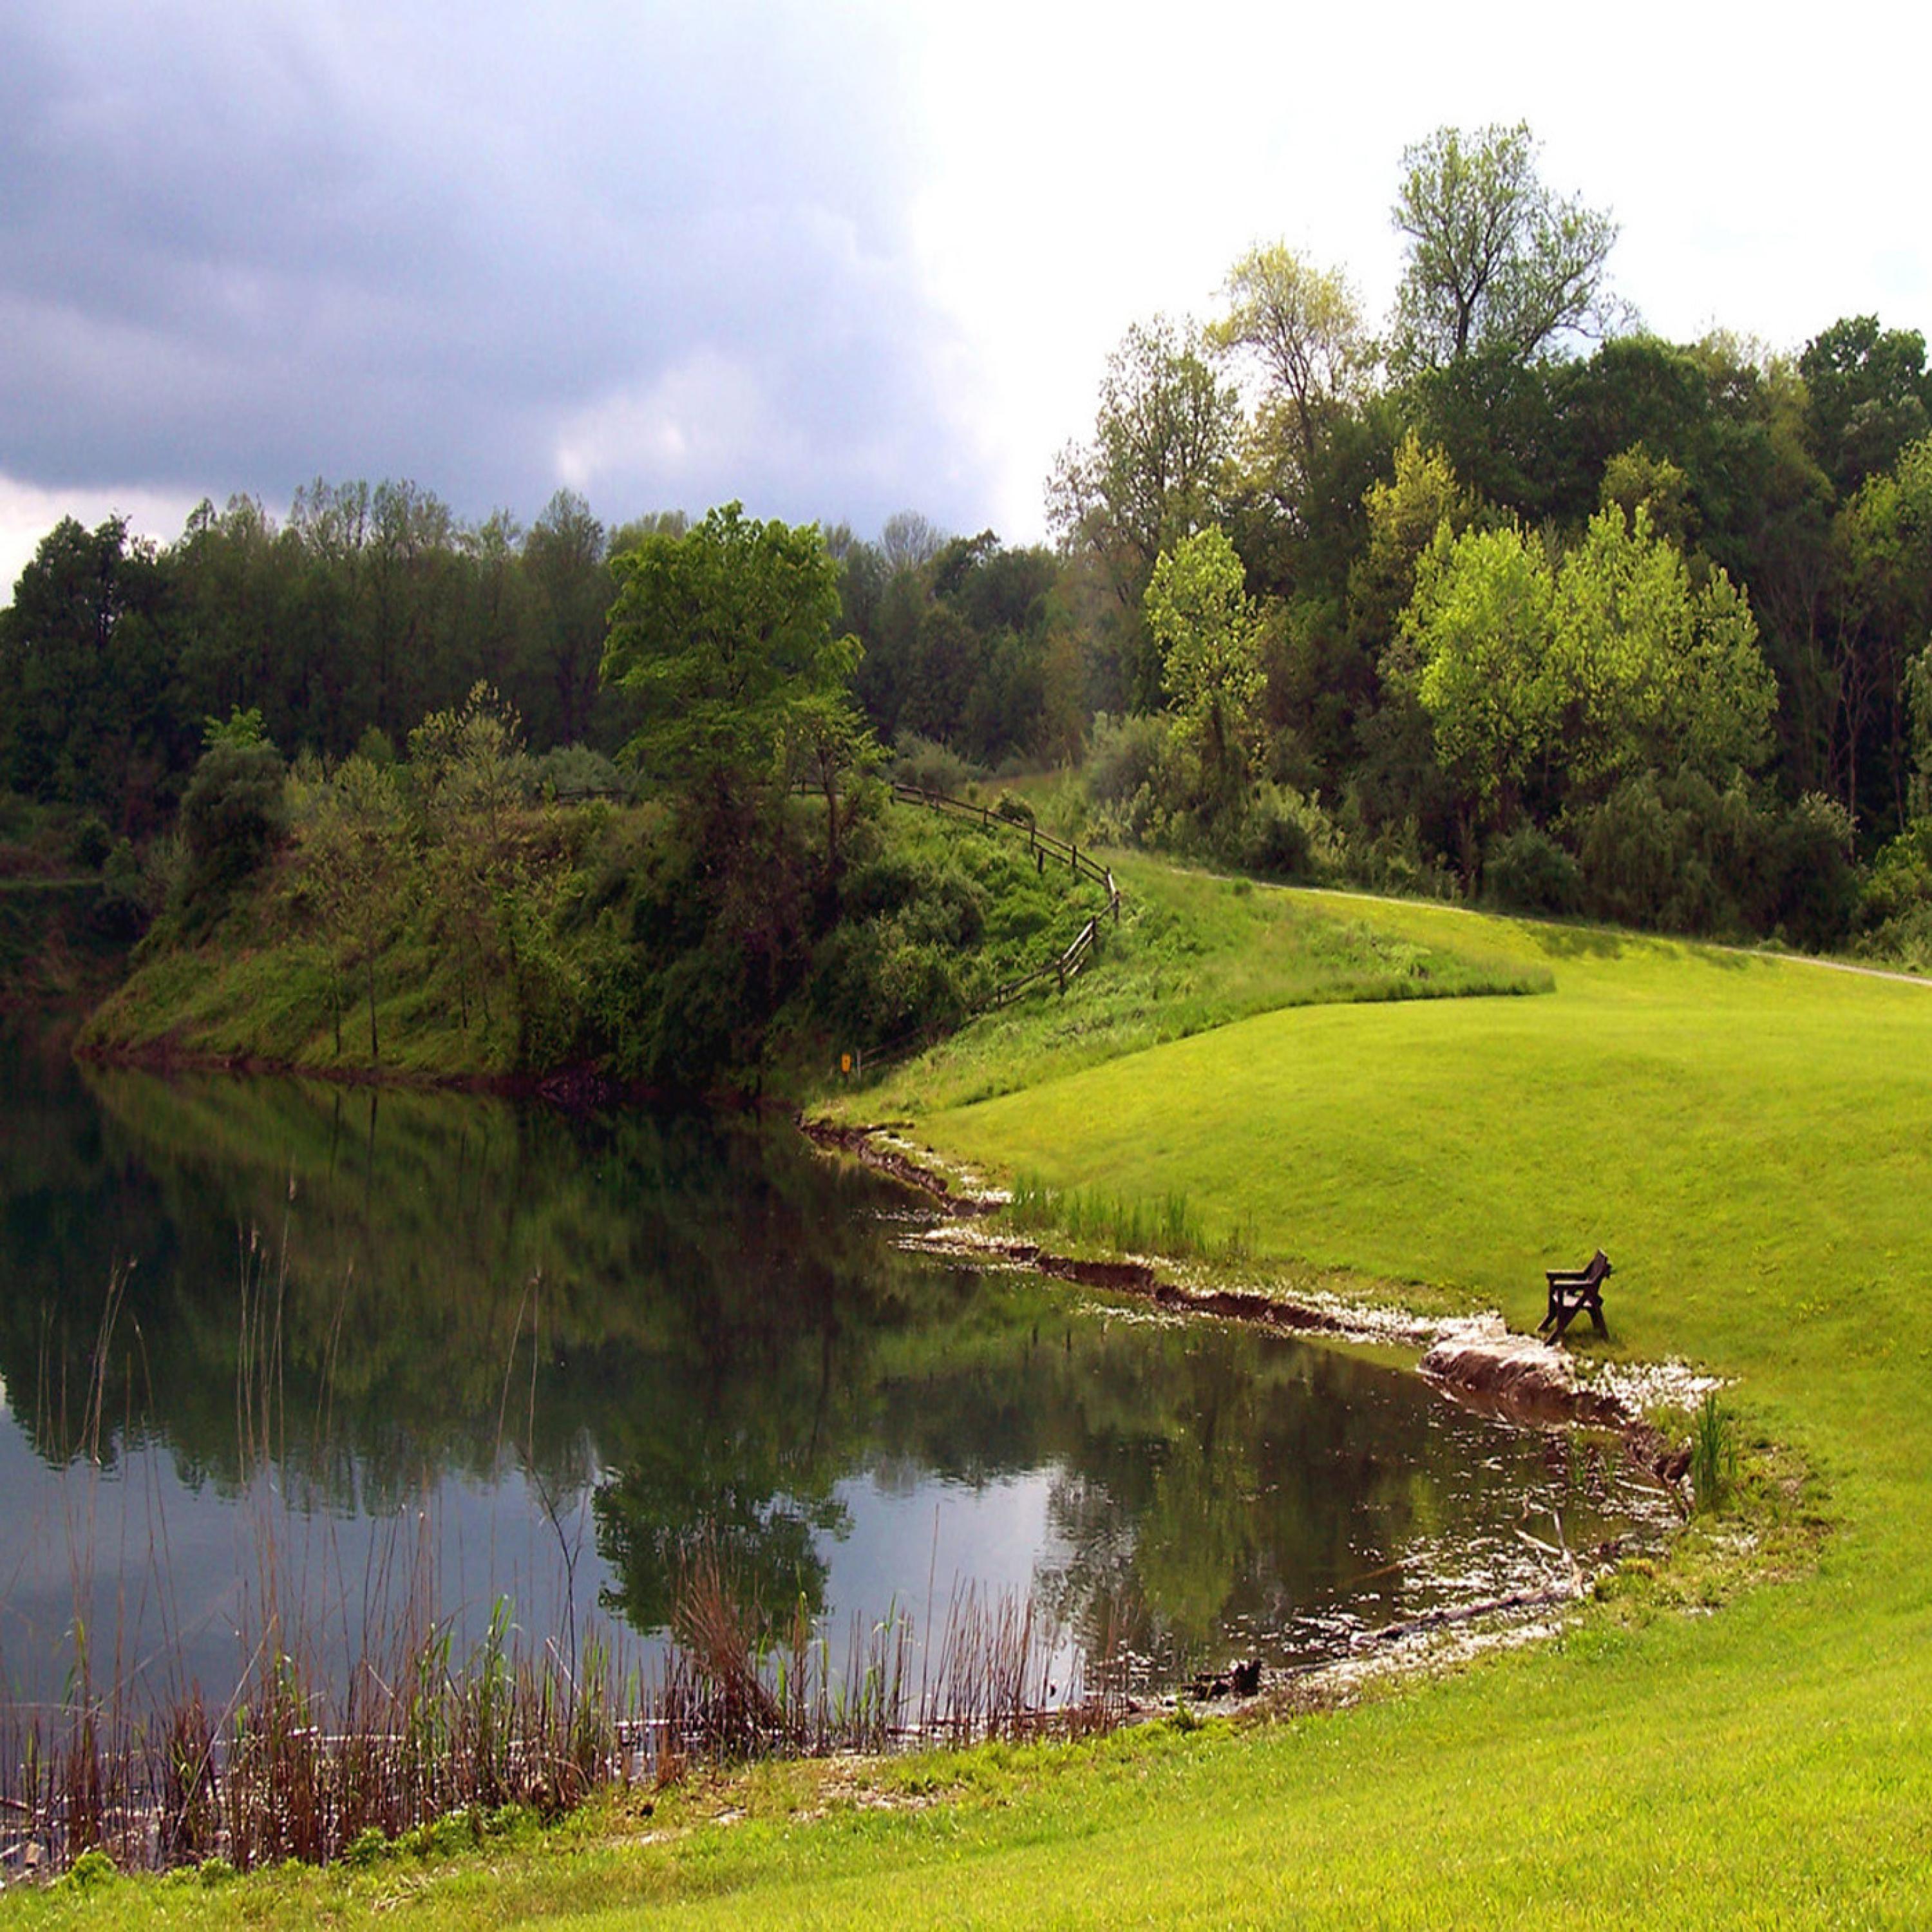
[840, 1052, 853, 1075]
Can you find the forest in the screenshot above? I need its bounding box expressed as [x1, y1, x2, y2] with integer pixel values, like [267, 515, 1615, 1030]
[5, 121, 1932, 972]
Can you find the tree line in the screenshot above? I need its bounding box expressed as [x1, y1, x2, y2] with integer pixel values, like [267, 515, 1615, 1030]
[6, 120, 1932, 960]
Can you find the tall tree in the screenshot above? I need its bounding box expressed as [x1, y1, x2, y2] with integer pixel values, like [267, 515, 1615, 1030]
[0, 515, 187, 829]
[1392, 122, 1618, 374]
[1144, 528, 1266, 811]
[1801, 315, 1932, 502]
[521, 489, 612, 748]
[601, 502, 864, 822]
[1047, 316, 1240, 707]
[1209, 245, 1373, 518]
[1047, 317, 1239, 594]
[1402, 504, 1776, 834]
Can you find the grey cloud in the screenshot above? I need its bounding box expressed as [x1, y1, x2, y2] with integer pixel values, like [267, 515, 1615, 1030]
[0, 1, 990, 537]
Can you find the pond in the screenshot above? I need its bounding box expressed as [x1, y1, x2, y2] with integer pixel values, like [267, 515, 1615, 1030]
[0, 1022, 1660, 1718]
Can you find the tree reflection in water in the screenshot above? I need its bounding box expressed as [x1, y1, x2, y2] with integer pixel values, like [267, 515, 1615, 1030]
[0, 1032, 1658, 1698]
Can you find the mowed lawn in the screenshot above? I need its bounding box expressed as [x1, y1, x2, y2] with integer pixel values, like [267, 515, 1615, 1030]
[15, 894, 1932, 1928]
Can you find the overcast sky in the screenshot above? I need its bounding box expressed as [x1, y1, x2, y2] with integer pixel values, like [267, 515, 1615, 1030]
[2, 0, 1925, 597]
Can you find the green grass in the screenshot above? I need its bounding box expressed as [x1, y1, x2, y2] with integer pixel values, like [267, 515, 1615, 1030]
[21, 882, 1932, 1926]
[831, 853, 1549, 1117]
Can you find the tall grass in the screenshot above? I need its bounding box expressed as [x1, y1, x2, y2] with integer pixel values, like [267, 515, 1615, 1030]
[0, 1248, 1128, 1877]
[1689, 1390, 1738, 1513]
[1006, 1171, 1255, 1265]
[0, 1563, 1122, 1875]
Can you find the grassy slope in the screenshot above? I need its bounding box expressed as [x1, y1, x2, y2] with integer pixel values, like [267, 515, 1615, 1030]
[842, 854, 1549, 1117]
[15, 883, 1932, 1927]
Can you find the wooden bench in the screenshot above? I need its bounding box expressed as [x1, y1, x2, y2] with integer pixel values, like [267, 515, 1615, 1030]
[1540, 1248, 1612, 1341]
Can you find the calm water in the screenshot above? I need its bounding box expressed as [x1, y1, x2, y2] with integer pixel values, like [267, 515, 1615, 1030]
[0, 1023, 1658, 1710]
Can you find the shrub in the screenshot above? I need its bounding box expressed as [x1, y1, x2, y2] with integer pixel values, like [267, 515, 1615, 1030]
[1772, 791, 1859, 951]
[68, 813, 113, 871]
[1484, 822, 1580, 914]
[538, 744, 630, 802]
[1239, 783, 1343, 882]
[1084, 712, 1170, 811]
[175, 742, 288, 931]
[891, 734, 980, 797]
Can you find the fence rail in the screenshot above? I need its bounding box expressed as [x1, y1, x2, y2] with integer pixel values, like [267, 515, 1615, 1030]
[887, 782, 1119, 907]
[839, 782, 1123, 1077]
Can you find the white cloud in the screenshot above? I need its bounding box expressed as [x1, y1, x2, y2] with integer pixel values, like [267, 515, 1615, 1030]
[0, 475, 201, 606]
[553, 350, 805, 507]
[0, 0, 1923, 565]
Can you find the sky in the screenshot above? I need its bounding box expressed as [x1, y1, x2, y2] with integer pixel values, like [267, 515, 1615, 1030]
[2, 0, 1925, 598]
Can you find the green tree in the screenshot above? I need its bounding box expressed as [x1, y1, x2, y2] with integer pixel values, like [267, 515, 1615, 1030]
[1209, 245, 1373, 520]
[1144, 529, 1266, 811]
[1403, 506, 1775, 840]
[1352, 432, 1477, 665]
[1801, 315, 1932, 502]
[601, 502, 862, 819]
[408, 683, 535, 1032]
[1392, 122, 1619, 374]
[302, 754, 408, 1063]
[174, 715, 288, 932]
[1405, 523, 1558, 822]
[1831, 435, 1932, 831]
[520, 489, 612, 748]
[1048, 317, 1241, 708]
[0, 515, 189, 828]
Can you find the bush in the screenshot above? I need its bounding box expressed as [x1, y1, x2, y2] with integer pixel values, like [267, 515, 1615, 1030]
[175, 742, 288, 931]
[1485, 822, 1580, 914]
[891, 734, 980, 797]
[1856, 815, 1932, 965]
[1773, 791, 1859, 951]
[1238, 783, 1343, 882]
[68, 813, 113, 871]
[1084, 712, 1170, 810]
[538, 744, 631, 802]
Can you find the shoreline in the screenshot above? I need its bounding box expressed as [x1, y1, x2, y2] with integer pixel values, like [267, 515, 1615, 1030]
[799, 1113, 1707, 1477]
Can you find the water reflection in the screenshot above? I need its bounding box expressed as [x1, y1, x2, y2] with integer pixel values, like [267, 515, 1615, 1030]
[0, 1030, 1658, 1708]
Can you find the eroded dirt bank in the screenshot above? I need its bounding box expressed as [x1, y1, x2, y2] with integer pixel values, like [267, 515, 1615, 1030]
[800, 1115, 1712, 1490]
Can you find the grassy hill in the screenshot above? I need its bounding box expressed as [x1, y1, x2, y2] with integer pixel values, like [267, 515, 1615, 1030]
[13, 873, 1932, 1926]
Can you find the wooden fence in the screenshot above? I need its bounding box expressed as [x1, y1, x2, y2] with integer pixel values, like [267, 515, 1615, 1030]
[840, 782, 1123, 1077]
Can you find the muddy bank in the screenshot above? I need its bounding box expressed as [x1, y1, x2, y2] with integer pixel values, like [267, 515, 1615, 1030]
[804, 1115, 1709, 1496]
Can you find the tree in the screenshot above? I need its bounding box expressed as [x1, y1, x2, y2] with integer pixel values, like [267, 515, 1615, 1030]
[1048, 317, 1240, 706]
[174, 714, 288, 932]
[408, 683, 535, 1030]
[0, 515, 188, 829]
[1209, 245, 1374, 515]
[879, 511, 945, 574]
[1402, 506, 1776, 839]
[1144, 529, 1266, 811]
[1392, 122, 1618, 373]
[1831, 435, 1932, 831]
[601, 502, 865, 819]
[1801, 316, 1932, 502]
[1405, 524, 1558, 821]
[1352, 432, 1477, 666]
[521, 489, 612, 749]
[302, 753, 407, 1064]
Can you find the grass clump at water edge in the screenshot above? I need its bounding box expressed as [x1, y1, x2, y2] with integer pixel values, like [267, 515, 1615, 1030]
[1005, 1171, 1256, 1265]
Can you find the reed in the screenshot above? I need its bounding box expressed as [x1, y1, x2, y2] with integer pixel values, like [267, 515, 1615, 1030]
[1007, 1171, 1252, 1267]
[0, 1242, 1132, 1879]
